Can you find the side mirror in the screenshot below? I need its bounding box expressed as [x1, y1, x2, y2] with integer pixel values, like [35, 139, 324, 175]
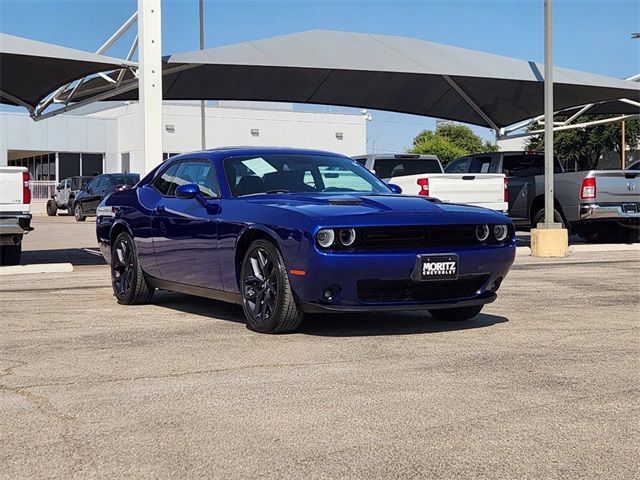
[175, 183, 199, 199]
[388, 183, 402, 194]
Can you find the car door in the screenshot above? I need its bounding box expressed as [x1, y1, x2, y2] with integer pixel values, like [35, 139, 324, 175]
[79, 176, 100, 212]
[502, 154, 540, 221]
[151, 159, 222, 290]
[86, 175, 112, 214]
[57, 179, 69, 205]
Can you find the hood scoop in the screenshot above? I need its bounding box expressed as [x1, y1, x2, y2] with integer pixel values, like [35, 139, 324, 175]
[328, 197, 363, 206]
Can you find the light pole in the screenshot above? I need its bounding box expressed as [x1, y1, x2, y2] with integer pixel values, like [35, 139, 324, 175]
[531, 0, 568, 256]
[199, 0, 206, 150]
[370, 133, 383, 154]
[542, 0, 556, 229]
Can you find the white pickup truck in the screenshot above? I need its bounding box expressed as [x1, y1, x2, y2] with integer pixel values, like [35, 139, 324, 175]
[353, 154, 508, 212]
[0, 166, 32, 265]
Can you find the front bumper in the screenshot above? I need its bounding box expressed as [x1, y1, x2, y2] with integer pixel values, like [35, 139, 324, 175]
[580, 203, 640, 221]
[0, 214, 33, 236]
[302, 292, 497, 313]
[288, 243, 515, 313]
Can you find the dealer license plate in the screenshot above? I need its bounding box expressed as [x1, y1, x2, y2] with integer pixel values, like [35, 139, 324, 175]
[412, 254, 459, 281]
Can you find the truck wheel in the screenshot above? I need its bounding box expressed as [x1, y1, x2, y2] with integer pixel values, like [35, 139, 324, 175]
[111, 232, 154, 305]
[533, 207, 565, 229]
[240, 239, 303, 333]
[0, 243, 22, 266]
[67, 200, 75, 215]
[74, 203, 86, 222]
[429, 305, 484, 322]
[46, 200, 58, 216]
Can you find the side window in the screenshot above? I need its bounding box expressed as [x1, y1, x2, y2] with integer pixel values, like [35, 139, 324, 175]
[86, 177, 100, 190]
[468, 156, 492, 173]
[172, 161, 220, 199]
[503, 155, 546, 177]
[102, 176, 117, 188]
[153, 163, 181, 196]
[445, 157, 471, 173]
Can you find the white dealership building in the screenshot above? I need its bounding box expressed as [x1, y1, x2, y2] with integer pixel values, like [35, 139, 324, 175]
[0, 101, 367, 188]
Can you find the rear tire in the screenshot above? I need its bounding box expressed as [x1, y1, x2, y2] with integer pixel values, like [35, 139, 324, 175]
[46, 200, 58, 216]
[532, 207, 565, 229]
[74, 203, 86, 222]
[429, 305, 484, 322]
[0, 243, 22, 266]
[111, 231, 154, 305]
[240, 239, 303, 333]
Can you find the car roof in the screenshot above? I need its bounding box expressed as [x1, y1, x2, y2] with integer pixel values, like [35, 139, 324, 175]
[167, 146, 349, 162]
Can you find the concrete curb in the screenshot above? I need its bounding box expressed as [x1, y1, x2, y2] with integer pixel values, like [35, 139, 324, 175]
[516, 243, 640, 256]
[0, 263, 74, 276]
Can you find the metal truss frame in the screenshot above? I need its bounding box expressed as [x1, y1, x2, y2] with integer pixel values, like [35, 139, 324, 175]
[497, 75, 640, 139]
[32, 12, 142, 121]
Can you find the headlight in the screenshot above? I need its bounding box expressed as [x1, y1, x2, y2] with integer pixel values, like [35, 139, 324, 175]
[339, 228, 356, 246]
[494, 224, 509, 242]
[475, 224, 490, 242]
[317, 229, 335, 248]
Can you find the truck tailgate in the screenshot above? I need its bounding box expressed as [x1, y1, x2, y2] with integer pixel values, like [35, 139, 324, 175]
[594, 170, 640, 203]
[0, 166, 29, 213]
[426, 173, 507, 211]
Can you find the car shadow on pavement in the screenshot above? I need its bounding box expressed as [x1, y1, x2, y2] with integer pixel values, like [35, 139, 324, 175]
[301, 312, 508, 337]
[152, 291, 508, 336]
[21, 248, 106, 266]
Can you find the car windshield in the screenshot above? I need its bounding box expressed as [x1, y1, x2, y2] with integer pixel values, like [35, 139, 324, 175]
[224, 154, 391, 197]
[112, 174, 140, 186]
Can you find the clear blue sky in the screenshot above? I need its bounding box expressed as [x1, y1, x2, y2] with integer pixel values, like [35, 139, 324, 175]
[1, 0, 638, 152]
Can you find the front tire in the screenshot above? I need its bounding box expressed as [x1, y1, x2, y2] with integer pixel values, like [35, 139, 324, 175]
[429, 305, 484, 322]
[0, 243, 21, 266]
[111, 232, 154, 305]
[46, 200, 58, 216]
[74, 203, 86, 222]
[240, 239, 303, 333]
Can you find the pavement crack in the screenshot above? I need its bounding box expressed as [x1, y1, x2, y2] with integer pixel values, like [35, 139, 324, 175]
[0, 383, 73, 421]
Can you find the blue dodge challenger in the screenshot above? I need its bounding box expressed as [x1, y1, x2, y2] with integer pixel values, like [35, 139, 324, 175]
[96, 147, 515, 333]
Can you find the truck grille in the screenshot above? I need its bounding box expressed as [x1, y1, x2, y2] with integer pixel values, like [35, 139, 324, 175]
[357, 275, 488, 303]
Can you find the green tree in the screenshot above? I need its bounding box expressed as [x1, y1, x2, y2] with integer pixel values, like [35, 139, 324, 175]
[410, 124, 498, 165]
[526, 115, 640, 170]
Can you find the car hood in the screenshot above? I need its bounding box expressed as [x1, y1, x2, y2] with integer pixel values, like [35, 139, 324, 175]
[244, 193, 510, 226]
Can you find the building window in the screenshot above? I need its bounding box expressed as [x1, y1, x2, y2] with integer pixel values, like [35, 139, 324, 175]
[121, 153, 130, 173]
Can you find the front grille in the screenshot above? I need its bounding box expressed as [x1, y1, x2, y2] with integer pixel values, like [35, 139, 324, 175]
[357, 275, 488, 303]
[353, 225, 484, 249]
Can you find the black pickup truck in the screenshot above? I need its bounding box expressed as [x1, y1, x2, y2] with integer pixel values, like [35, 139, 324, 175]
[445, 151, 640, 243]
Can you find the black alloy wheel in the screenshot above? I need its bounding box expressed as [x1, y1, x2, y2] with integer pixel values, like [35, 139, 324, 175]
[74, 203, 86, 222]
[111, 232, 154, 305]
[240, 239, 303, 333]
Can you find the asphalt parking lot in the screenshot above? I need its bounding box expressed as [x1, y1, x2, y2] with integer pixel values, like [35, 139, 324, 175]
[1, 216, 639, 479]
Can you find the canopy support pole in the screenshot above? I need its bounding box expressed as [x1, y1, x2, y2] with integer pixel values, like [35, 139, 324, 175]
[442, 75, 500, 132]
[531, 0, 568, 257]
[138, 0, 163, 174]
